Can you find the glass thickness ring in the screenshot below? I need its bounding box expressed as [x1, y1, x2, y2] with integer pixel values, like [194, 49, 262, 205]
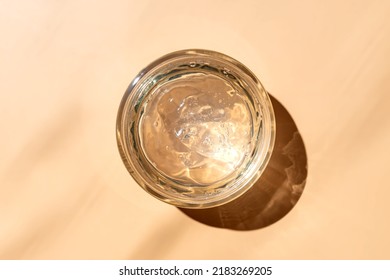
[116, 49, 275, 208]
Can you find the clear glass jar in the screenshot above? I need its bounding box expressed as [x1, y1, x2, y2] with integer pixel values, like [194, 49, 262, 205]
[116, 49, 275, 208]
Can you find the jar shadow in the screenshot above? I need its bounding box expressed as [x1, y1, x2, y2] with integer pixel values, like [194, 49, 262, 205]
[178, 95, 308, 230]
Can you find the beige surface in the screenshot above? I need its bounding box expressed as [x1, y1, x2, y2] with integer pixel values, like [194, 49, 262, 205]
[1, 0, 390, 259]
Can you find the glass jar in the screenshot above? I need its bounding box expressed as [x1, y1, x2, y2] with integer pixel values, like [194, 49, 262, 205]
[116, 49, 275, 208]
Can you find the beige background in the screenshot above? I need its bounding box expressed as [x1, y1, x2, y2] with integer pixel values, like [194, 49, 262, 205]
[1, 0, 390, 259]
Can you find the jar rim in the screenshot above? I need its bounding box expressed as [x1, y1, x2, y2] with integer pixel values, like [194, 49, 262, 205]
[116, 49, 275, 208]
